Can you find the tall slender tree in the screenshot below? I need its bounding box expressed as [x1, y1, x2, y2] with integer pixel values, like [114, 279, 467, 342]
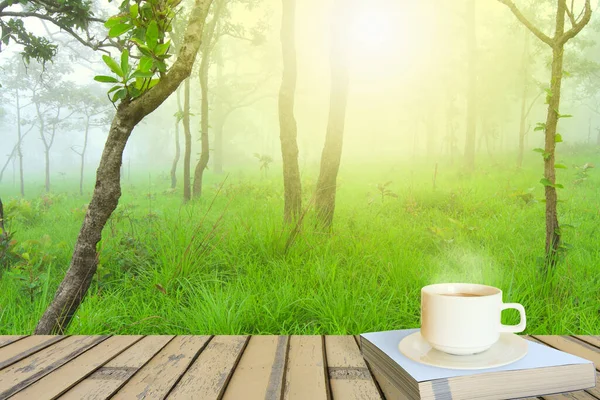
[35, 0, 213, 334]
[315, 0, 349, 228]
[170, 86, 183, 189]
[278, 0, 302, 222]
[498, 0, 592, 268]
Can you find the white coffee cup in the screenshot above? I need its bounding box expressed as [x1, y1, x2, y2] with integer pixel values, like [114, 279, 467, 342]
[420, 283, 526, 355]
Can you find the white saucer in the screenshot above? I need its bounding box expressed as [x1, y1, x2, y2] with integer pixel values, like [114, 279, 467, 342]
[398, 331, 528, 370]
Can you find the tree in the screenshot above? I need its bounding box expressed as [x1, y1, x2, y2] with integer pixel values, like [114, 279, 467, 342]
[182, 77, 192, 201]
[192, 0, 226, 198]
[315, 0, 349, 228]
[170, 86, 183, 189]
[498, 0, 592, 268]
[278, 0, 302, 222]
[30, 68, 76, 193]
[70, 85, 112, 196]
[35, 0, 213, 334]
[0, 0, 107, 64]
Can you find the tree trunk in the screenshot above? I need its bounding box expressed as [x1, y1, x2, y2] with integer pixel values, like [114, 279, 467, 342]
[278, 0, 302, 223]
[171, 87, 182, 189]
[213, 118, 224, 174]
[464, 0, 477, 171]
[517, 30, 530, 168]
[35, 0, 212, 334]
[192, 55, 210, 198]
[542, 36, 565, 268]
[315, 2, 349, 229]
[0, 197, 6, 240]
[79, 116, 90, 196]
[183, 78, 192, 202]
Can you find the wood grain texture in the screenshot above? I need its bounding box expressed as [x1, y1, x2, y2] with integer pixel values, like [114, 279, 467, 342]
[0, 336, 26, 349]
[0, 335, 65, 370]
[0, 335, 108, 399]
[533, 336, 600, 368]
[325, 336, 382, 400]
[222, 335, 288, 400]
[573, 336, 600, 349]
[168, 335, 249, 400]
[111, 335, 211, 400]
[283, 336, 329, 400]
[11, 335, 142, 400]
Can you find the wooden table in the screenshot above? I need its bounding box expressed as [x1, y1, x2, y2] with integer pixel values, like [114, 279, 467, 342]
[0, 335, 597, 399]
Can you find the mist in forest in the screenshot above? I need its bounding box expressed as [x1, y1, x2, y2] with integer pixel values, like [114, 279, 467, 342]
[1, 0, 598, 188]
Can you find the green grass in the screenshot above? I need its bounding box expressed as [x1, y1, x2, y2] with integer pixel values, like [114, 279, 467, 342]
[0, 149, 599, 335]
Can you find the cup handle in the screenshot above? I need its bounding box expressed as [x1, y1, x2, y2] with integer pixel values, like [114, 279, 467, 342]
[499, 303, 526, 333]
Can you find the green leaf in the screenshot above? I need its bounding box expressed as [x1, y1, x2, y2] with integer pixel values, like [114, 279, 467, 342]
[111, 88, 127, 102]
[148, 79, 160, 89]
[555, 133, 563, 143]
[94, 75, 119, 83]
[156, 60, 167, 73]
[544, 88, 553, 98]
[129, 3, 139, 19]
[534, 123, 546, 131]
[540, 178, 553, 187]
[120, 49, 130, 77]
[146, 20, 159, 49]
[130, 70, 154, 79]
[558, 113, 572, 119]
[155, 41, 171, 56]
[555, 183, 564, 189]
[555, 163, 567, 169]
[102, 55, 124, 77]
[104, 16, 123, 29]
[533, 148, 545, 153]
[139, 56, 153, 72]
[109, 23, 133, 38]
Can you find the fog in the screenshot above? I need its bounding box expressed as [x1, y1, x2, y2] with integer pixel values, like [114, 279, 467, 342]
[1, 0, 599, 189]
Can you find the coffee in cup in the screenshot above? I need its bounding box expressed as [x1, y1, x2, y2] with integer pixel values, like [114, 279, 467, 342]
[420, 283, 526, 355]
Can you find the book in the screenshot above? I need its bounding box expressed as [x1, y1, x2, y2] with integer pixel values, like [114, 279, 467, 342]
[360, 329, 596, 400]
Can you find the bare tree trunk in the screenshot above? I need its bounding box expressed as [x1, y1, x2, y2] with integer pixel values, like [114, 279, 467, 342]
[183, 78, 192, 202]
[0, 197, 6, 241]
[279, 0, 302, 223]
[517, 30, 530, 168]
[464, 0, 477, 171]
[0, 143, 17, 184]
[315, 2, 349, 229]
[171, 87, 182, 189]
[79, 116, 90, 196]
[193, 56, 210, 198]
[35, 0, 212, 334]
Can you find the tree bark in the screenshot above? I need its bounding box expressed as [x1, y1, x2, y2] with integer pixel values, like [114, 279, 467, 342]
[35, 0, 212, 334]
[0, 197, 6, 241]
[464, 0, 477, 171]
[171, 87, 182, 189]
[315, 2, 349, 229]
[542, 7, 566, 267]
[517, 29, 530, 168]
[278, 0, 302, 223]
[183, 78, 192, 202]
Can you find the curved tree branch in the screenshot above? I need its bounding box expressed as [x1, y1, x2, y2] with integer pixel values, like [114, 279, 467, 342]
[559, 0, 591, 45]
[497, 0, 554, 47]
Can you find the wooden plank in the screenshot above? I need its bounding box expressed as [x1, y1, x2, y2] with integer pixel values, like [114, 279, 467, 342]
[573, 336, 600, 349]
[0, 336, 26, 349]
[532, 336, 600, 368]
[0, 336, 66, 370]
[366, 361, 413, 400]
[526, 336, 600, 399]
[325, 336, 382, 400]
[60, 335, 174, 400]
[111, 335, 210, 400]
[11, 335, 143, 400]
[222, 335, 289, 400]
[541, 392, 597, 400]
[0, 335, 108, 399]
[168, 335, 249, 399]
[283, 336, 329, 400]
